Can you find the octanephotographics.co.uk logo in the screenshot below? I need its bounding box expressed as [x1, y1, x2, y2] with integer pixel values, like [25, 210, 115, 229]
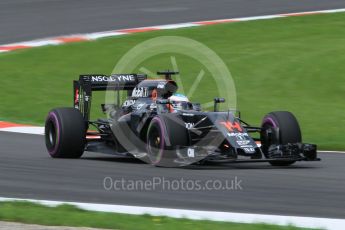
[103, 176, 243, 191]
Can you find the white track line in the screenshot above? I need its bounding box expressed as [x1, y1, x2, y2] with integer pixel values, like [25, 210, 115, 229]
[0, 126, 44, 135]
[233, 15, 284, 21]
[0, 197, 343, 230]
[319, 151, 345, 154]
[154, 22, 199, 29]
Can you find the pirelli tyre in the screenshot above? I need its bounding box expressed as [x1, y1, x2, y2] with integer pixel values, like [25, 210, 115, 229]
[45, 108, 86, 158]
[260, 111, 302, 166]
[146, 114, 189, 167]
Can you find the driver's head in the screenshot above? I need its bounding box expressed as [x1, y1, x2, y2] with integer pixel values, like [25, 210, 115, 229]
[168, 93, 192, 112]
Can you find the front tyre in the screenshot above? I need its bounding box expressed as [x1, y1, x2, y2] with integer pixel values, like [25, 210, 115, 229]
[260, 111, 301, 166]
[146, 114, 189, 167]
[45, 108, 86, 158]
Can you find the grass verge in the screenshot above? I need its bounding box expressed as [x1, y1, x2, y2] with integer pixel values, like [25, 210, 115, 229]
[0, 13, 344, 149]
[0, 201, 315, 230]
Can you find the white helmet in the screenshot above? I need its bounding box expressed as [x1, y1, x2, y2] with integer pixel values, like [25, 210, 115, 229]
[168, 93, 192, 111]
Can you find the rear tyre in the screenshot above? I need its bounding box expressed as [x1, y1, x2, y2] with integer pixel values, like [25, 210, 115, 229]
[146, 114, 189, 167]
[260, 111, 301, 166]
[45, 108, 86, 158]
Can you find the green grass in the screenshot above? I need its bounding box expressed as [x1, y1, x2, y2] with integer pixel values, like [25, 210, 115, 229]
[0, 13, 345, 149]
[0, 201, 315, 230]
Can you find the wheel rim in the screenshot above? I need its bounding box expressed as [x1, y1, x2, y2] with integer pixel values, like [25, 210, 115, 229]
[49, 125, 55, 145]
[46, 120, 57, 149]
[45, 112, 60, 156]
[262, 124, 274, 146]
[261, 120, 279, 154]
[148, 125, 162, 162]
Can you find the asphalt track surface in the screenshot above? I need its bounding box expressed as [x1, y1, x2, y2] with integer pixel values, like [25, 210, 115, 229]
[1, 0, 345, 44]
[0, 131, 344, 219]
[1, 0, 345, 220]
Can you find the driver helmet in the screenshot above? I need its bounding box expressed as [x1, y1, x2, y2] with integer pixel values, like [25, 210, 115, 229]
[168, 93, 192, 112]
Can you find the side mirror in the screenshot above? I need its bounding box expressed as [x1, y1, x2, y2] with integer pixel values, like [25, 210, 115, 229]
[192, 103, 201, 111]
[214, 97, 225, 112]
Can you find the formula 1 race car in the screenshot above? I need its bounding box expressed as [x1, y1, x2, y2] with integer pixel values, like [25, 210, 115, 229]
[45, 71, 319, 167]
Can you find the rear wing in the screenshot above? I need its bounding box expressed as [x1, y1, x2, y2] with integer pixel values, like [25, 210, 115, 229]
[73, 74, 147, 121]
